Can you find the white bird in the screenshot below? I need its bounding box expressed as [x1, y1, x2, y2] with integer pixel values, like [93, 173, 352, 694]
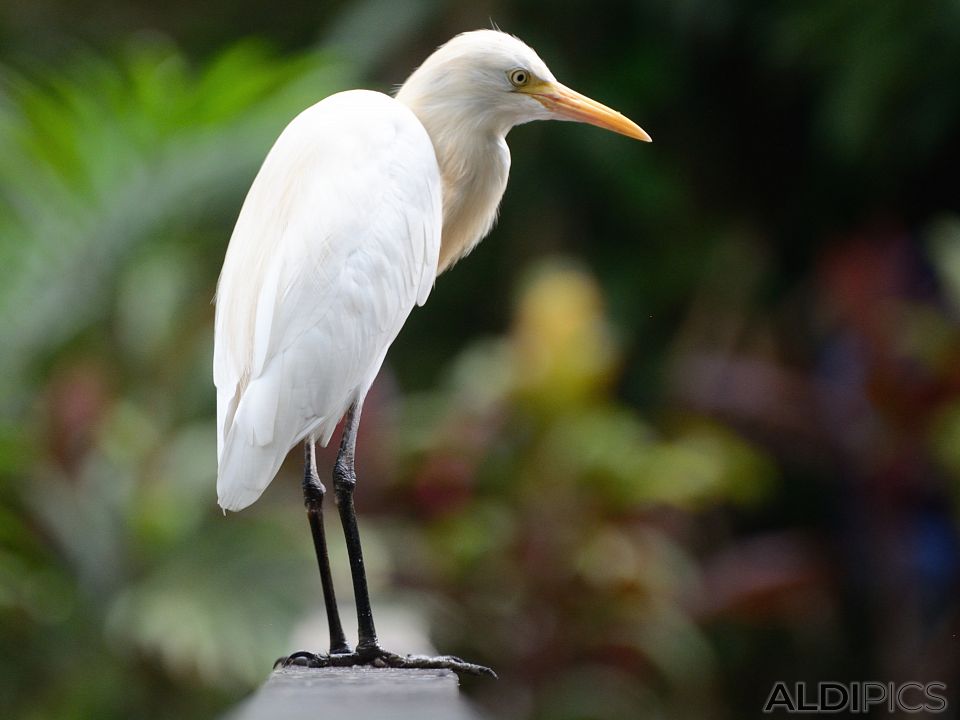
[214, 29, 650, 676]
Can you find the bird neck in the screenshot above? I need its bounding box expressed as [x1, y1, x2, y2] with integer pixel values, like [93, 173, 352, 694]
[400, 98, 512, 273]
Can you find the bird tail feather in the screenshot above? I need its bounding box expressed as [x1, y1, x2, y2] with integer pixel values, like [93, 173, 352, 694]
[217, 370, 296, 512]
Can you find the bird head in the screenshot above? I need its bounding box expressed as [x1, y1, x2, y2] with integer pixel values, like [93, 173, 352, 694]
[396, 30, 651, 142]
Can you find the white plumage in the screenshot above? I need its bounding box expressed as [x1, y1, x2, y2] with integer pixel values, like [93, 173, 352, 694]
[214, 30, 649, 514]
[215, 90, 441, 511]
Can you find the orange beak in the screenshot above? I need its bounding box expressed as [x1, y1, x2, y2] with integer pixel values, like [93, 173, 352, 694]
[529, 82, 652, 142]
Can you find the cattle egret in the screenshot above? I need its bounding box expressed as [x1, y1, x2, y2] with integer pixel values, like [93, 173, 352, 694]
[214, 29, 650, 676]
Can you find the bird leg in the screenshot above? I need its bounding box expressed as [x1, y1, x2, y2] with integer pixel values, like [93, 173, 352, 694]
[330, 402, 381, 651]
[306, 439, 353, 655]
[276, 402, 495, 678]
[275, 441, 352, 669]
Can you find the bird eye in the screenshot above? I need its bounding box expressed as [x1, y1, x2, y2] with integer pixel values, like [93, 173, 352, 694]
[508, 68, 530, 87]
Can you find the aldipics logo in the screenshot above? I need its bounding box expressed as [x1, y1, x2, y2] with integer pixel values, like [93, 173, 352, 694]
[762, 682, 949, 714]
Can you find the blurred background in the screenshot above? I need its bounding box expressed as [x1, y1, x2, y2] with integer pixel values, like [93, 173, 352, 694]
[2, 0, 959, 718]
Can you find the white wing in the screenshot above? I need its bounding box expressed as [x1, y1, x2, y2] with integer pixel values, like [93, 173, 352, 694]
[214, 90, 441, 512]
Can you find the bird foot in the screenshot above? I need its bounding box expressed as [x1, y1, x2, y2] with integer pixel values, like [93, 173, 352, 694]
[274, 646, 496, 678]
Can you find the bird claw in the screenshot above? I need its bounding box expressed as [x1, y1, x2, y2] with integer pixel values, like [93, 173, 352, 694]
[273, 651, 328, 669]
[274, 646, 496, 678]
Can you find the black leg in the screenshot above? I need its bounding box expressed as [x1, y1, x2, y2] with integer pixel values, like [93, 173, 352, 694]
[332, 402, 380, 652]
[277, 402, 496, 678]
[303, 439, 351, 655]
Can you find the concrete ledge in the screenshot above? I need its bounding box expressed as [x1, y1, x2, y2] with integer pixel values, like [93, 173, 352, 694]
[226, 667, 484, 720]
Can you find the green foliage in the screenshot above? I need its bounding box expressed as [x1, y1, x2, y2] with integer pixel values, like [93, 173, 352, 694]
[388, 264, 772, 717]
[0, 39, 351, 410]
[0, 41, 350, 719]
